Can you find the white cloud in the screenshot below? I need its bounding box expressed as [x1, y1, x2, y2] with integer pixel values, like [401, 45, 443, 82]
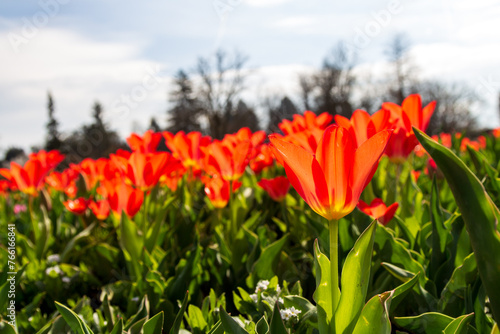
[0, 27, 169, 152]
[275, 16, 315, 28]
[244, 0, 292, 7]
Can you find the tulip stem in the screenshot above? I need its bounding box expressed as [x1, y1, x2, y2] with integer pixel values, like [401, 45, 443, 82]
[329, 219, 339, 323]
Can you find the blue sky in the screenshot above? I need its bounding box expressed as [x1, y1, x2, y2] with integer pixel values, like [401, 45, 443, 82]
[1, 0, 499, 152]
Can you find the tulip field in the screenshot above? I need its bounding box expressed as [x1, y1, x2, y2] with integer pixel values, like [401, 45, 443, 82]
[2, 94, 500, 333]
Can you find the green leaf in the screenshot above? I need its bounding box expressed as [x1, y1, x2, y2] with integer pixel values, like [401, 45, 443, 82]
[220, 307, 250, 334]
[60, 222, 96, 262]
[390, 272, 420, 314]
[169, 291, 189, 334]
[394, 312, 454, 334]
[416, 128, 500, 324]
[207, 320, 224, 334]
[250, 234, 289, 282]
[269, 302, 288, 334]
[255, 316, 269, 334]
[439, 253, 478, 315]
[313, 239, 333, 334]
[443, 313, 474, 334]
[54, 301, 94, 334]
[109, 319, 123, 334]
[145, 197, 175, 252]
[187, 305, 207, 331]
[335, 220, 377, 334]
[352, 290, 393, 334]
[491, 323, 500, 334]
[0, 321, 17, 334]
[429, 177, 448, 282]
[120, 214, 143, 278]
[124, 296, 148, 331]
[143, 312, 164, 334]
[283, 295, 317, 324]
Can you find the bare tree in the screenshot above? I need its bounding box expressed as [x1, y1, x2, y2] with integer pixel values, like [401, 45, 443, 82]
[298, 42, 356, 118]
[265, 95, 299, 133]
[384, 33, 418, 104]
[195, 49, 249, 138]
[419, 80, 480, 134]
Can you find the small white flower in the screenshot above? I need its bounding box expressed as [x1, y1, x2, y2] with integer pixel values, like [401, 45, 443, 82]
[278, 297, 284, 304]
[276, 284, 281, 294]
[280, 307, 301, 321]
[255, 280, 270, 292]
[45, 266, 62, 276]
[280, 308, 292, 321]
[250, 293, 258, 303]
[47, 254, 61, 264]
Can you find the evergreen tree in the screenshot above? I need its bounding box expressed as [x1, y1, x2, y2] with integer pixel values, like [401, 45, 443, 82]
[227, 100, 260, 133]
[166, 70, 201, 134]
[148, 117, 162, 132]
[267, 96, 298, 133]
[45, 92, 62, 151]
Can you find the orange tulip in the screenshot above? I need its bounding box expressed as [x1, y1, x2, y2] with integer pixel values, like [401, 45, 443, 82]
[0, 151, 63, 196]
[258, 176, 290, 202]
[45, 169, 80, 197]
[249, 144, 275, 174]
[63, 197, 89, 215]
[99, 180, 144, 217]
[203, 176, 241, 209]
[163, 131, 211, 175]
[204, 139, 251, 181]
[89, 199, 110, 220]
[279, 110, 332, 135]
[382, 94, 436, 163]
[335, 109, 392, 147]
[357, 198, 399, 225]
[127, 130, 162, 153]
[269, 125, 392, 220]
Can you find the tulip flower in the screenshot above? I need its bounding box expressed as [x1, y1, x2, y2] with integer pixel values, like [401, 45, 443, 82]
[127, 130, 162, 153]
[0, 150, 64, 196]
[279, 111, 332, 135]
[89, 200, 110, 220]
[203, 176, 241, 209]
[204, 140, 251, 181]
[249, 144, 275, 174]
[269, 125, 392, 221]
[258, 176, 290, 202]
[382, 94, 436, 163]
[334, 109, 392, 147]
[163, 131, 211, 175]
[63, 197, 89, 215]
[99, 180, 144, 217]
[270, 124, 392, 318]
[357, 198, 399, 225]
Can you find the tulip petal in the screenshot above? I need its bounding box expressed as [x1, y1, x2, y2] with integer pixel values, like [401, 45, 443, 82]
[316, 126, 355, 214]
[402, 94, 422, 129]
[269, 135, 329, 218]
[351, 130, 392, 206]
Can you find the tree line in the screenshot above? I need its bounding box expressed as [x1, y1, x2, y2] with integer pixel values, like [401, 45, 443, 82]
[1, 34, 486, 165]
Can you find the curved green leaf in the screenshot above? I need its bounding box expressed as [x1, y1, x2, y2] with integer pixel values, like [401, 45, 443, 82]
[170, 291, 189, 334]
[313, 239, 333, 334]
[143, 312, 164, 334]
[54, 301, 94, 334]
[335, 220, 377, 334]
[269, 302, 288, 334]
[255, 316, 269, 334]
[443, 313, 474, 334]
[352, 290, 393, 334]
[0, 321, 17, 334]
[415, 128, 500, 324]
[220, 307, 250, 334]
[394, 312, 454, 334]
[109, 319, 123, 334]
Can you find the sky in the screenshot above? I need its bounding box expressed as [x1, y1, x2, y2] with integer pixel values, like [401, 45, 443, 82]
[1, 0, 499, 153]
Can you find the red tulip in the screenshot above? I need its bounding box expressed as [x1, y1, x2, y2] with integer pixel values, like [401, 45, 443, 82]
[357, 198, 399, 225]
[382, 94, 436, 163]
[127, 130, 162, 153]
[163, 131, 211, 175]
[63, 197, 89, 215]
[269, 125, 392, 220]
[204, 139, 251, 181]
[258, 176, 290, 202]
[0, 151, 63, 196]
[203, 176, 241, 209]
[335, 109, 392, 147]
[99, 180, 144, 217]
[89, 200, 110, 220]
